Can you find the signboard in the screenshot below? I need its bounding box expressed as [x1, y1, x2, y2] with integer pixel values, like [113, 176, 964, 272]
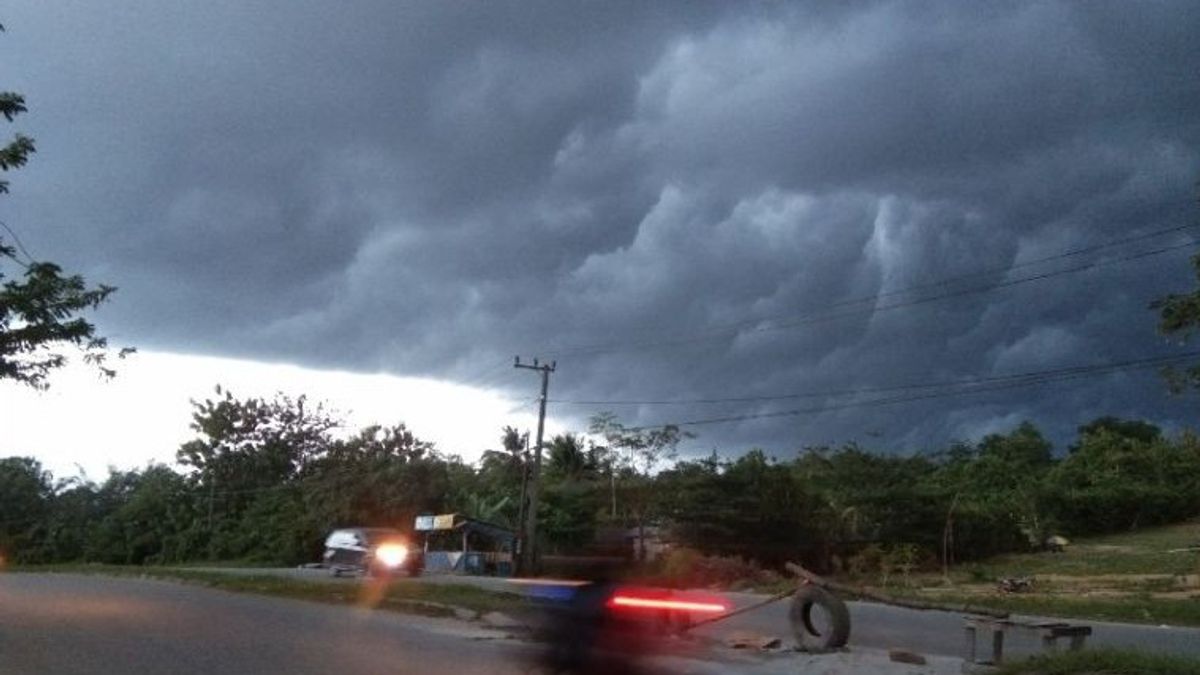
[414, 514, 457, 531]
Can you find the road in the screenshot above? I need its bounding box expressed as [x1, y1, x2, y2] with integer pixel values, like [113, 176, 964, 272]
[1, 573, 542, 675]
[1, 573, 855, 675]
[707, 590, 1200, 661]
[192, 567, 1200, 661]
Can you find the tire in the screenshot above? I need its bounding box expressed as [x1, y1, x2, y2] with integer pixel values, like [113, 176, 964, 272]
[788, 585, 851, 650]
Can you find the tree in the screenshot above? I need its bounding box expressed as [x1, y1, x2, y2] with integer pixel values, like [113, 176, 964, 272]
[473, 426, 528, 524]
[546, 433, 593, 481]
[1155, 263, 1200, 390]
[176, 386, 339, 488]
[1046, 427, 1200, 534]
[588, 412, 689, 561]
[0, 456, 52, 562]
[176, 386, 340, 558]
[1152, 186, 1200, 391]
[305, 423, 450, 533]
[662, 449, 821, 568]
[1072, 416, 1161, 450]
[0, 29, 128, 388]
[87, 465, 198, 564]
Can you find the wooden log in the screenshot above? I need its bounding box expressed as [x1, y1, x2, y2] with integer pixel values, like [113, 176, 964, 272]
[784, 562, 1009, 619]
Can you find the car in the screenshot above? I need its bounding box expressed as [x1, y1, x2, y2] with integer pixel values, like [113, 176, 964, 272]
[322, 527, 424, 578]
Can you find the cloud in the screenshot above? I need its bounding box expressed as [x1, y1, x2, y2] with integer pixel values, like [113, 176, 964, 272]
[3, 0, 1199, 461]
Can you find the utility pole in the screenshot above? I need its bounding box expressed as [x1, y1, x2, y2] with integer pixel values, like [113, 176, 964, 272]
[514, 433, 530, 575]
[514, 356, 555, 575]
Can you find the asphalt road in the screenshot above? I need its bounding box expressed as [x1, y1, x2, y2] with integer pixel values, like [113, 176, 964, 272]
[1, 573, 825, 675]
[193, 567, 1200, 661]
[1, 573, 543, 675]
[706, 590, 1200, 661]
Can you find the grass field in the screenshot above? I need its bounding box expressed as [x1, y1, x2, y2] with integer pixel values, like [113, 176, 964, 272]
[995, 648, 1200, 675]
[894, 519, 1200, 627]
[967, 520, 1200, 578]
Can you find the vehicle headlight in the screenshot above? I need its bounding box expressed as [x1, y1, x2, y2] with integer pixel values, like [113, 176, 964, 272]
[375, 543, 408, 568]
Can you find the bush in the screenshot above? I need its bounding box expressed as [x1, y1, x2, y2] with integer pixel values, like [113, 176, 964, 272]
[657, 547, 781, 589]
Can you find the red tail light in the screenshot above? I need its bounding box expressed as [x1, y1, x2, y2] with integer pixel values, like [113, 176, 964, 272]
[605, 587, 729, 614]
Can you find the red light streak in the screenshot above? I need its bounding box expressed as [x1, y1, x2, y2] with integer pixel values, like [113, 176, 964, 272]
[606, 595, 728, 614]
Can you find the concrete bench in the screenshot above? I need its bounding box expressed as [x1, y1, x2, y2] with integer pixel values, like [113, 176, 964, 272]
[962, 617, 1091, 671]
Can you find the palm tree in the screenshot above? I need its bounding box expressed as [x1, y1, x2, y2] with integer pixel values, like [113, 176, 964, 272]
[547, 433, 588, 481]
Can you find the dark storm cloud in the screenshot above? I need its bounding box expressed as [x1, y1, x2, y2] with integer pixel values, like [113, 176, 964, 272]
[4, 1, 1199, 455]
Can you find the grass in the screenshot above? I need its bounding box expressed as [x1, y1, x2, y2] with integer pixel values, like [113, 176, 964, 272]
[827, 520, 1200, 627]
[995, 648, 1200, 675]
[890, 588, 1200, 627]
[8, 564, 523, 618]
[968, 520, 1200, 578]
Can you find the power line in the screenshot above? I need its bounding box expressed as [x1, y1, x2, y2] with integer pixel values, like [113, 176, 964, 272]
[759, 240, 1197, 333]
[621, 350, 1200, 431]
[694, 222, 1200, 338]
[807, 222, 1199, 314]
[541, 231, 1199, 358]
[550, 350, 1200, 407]
[503, 396, 541, 415]
[447, 356, 530, 396]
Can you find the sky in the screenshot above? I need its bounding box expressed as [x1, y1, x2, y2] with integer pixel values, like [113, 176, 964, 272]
[2, 1, 1199, 478]
[0, 351, 554, 478]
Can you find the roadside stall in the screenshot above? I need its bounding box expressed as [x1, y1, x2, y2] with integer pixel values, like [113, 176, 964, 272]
[415, 513, 516, 576]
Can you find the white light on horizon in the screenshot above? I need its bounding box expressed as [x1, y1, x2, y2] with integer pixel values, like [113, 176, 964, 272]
[0, 350, 555, 481]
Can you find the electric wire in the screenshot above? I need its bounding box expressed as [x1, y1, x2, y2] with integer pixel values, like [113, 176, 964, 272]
[620, 350, 1198, 431]
[541, 231, 1199, 358]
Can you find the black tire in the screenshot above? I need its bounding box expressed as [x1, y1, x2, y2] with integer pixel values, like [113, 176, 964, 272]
[788, 585, 851, 650]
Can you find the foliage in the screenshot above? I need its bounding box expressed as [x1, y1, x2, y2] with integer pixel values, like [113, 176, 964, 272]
[589, 413, 688, 561]
[1047, 429, 1200, 535]
[0, 457, 52, 562]
[0, 35, 128, 388]
[662, 449, 822, 568]
[1153, 240, 1200, 390]
[4, 407, 1200, 579]
[656, 547, 782, 589]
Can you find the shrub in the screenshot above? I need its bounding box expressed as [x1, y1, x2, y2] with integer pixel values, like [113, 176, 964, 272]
[657, 547, 780, 589]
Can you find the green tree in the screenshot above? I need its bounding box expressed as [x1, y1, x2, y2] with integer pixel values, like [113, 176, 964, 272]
[1073, 416, 1162, 449]
[793, 444, 944, 569]
[1047, 429, 1200, 534]
[1, 30, 128, 388]
[663, 449, 821, 568]
[1152, 183, 1200, 390]
[176, 386, 339, 559]
[87, 465, 198, 564]
[34, 475, 101, 562]
[589, 412, 688, 561]
[546, 433, 593, 481]
[304, 423, 450, 534]
[177, 386, 338, 490]
[0, 456, 52, 562]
